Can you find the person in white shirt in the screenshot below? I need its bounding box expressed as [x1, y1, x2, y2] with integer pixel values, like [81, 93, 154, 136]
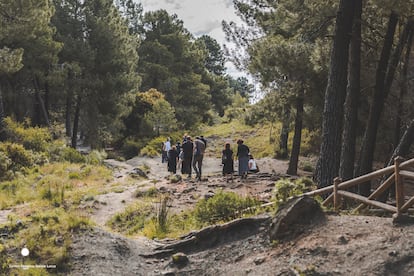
[248, 154, 259, 173]
[162, 137, 171, 163]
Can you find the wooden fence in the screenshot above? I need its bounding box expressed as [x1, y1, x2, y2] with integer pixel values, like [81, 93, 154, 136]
[303, 157, 414, 216]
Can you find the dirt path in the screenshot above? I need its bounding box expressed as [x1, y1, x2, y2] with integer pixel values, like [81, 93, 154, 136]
[88, 155, 295, 228]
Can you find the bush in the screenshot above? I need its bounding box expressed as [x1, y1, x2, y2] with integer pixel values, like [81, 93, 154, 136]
[121, 138, 146, 159]
[194, 190, 259, 225]
[3, 117, 51, 152]
[0, 244, 10, 273]
[140, 136, 166, 157]
[0, 151, 12, 180]
[139, 133, 183, 157]
[86, 150, 107, 165]
[60, 147, 86, 163]
[0, 142, 34, 171]
[272, 178, 315, 209]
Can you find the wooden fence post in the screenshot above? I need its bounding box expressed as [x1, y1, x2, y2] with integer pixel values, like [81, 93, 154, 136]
[333, 177, 341, 211]
[394, 156, 404, 216]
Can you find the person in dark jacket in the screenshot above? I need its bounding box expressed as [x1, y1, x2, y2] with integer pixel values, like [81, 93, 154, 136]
[167, 145, 179, 174]
[181, 136, 193, 178]
[236, 139, 249, 179]
[222, 142, 234, 182]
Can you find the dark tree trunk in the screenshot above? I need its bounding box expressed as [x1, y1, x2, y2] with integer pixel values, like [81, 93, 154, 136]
[394, 29, 413, 147]
[71, 95, 81, 149]
[44, 81, 50, 119]
[278, 104, 290, 159]
[314, 0, 356, 189]
[65, 92, 72, 137]
[0, 84, 6, 141]
[357, 14, 411, 196]
[379, 28, 414, 202]
[33, 76, 50, 127]
[390, 119, 414, 162]
[287, 90, 304, 175]
[339, 0, 362, 182]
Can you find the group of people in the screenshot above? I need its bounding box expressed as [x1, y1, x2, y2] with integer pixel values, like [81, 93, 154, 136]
[162, 136, 258, 182]
[163, 135, 207, 181]
[221, 139, 258, 182]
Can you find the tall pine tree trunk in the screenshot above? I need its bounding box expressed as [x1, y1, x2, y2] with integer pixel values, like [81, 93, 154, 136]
[287, 89, 304, 175]
[71, 95, 81, 149]
[357, 14, 412, 196]
[314, 0, 356, 189]
[33, 76, 50, 127]
[65, 92, 72, 137]
[278, 104, 290, 159]
[0, 84, 6, 141]
[339, 0, 362, 182]
[394, 28, 413, 147]
[379, 28, 414, 202]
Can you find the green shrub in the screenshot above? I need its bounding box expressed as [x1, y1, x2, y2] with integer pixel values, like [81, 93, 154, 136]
[272, 178, 315, 210]
[301, 161, 314, 172]
[0, 142, 34, 171]
[139, 133, 183, 157]
[0, 244, 10, 274]
[121, 138, 146, 159]
[194, 190, 259, 225]
[0, 151, 12, 180]
[60, 147, 86, 163]
[140, 136, 166, 157]
[4, 117, 51, 152]
[86, 150, 107, 165]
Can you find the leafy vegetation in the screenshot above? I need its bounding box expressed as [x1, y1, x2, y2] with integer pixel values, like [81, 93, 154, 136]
[108, 190, 261, 239]
[272, 177, 317, 210]
[3, 209, 91, 275]
[194, 190, 260, 226]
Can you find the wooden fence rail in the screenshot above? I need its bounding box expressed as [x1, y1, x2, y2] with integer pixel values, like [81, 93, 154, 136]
[303, 156, 414, 217]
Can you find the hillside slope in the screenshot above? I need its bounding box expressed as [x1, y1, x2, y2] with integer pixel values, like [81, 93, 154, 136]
[69, 155, 414, 276]
[70, 213, 414, 275]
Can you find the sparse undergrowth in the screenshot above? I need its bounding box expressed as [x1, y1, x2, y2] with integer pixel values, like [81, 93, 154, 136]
[107, 190, 262, 239]
[1, 208, 91, 275]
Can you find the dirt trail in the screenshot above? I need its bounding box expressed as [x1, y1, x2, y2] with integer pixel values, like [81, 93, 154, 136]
[88, 155, 292, 228]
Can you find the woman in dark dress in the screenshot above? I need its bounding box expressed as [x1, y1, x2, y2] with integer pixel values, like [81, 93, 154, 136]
[167, 145, 179, 174]
[236, 139, 249, 179]
[222, 143, 234, 182]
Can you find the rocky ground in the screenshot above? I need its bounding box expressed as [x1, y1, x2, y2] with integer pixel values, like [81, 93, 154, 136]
[66, 154, 414, 275]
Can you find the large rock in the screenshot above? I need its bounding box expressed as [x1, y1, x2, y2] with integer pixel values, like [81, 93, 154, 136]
[269, 196, 325, 241]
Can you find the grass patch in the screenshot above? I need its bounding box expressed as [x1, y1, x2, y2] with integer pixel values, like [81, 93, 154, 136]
[2, 208, 91, 275]
[0, 163, 113, 209]
[109, 190, 262, 239]
[107, 202, 153, 235]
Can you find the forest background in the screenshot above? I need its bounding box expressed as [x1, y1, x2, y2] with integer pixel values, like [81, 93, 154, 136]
[1, 0, 414, 273]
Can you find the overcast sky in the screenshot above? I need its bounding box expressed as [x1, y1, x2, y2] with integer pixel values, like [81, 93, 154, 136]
[136, 0, 246, 79]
